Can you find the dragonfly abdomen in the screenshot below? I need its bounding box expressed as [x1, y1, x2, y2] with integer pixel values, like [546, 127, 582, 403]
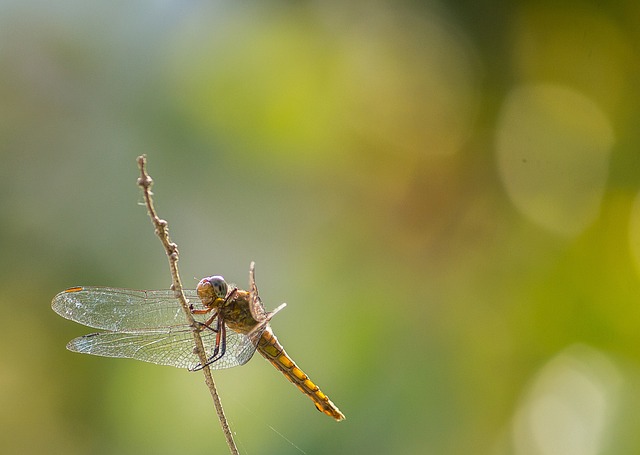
[258, 327, 345, 421]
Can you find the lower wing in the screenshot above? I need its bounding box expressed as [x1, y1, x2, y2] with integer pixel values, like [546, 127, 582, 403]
[67, 327, 260, 370]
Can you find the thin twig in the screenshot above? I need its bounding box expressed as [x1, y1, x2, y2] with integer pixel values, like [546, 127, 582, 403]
[136, 155, 239, 455]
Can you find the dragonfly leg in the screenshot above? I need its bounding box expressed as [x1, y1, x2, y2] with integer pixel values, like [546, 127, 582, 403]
[192, 289, 236, 370]
[192, 314, 227, 371]
[203, 310, 219, 328]
[191, 301, 214, 323]
[224, 287, 238, 304]
[191, 309, 220, 334]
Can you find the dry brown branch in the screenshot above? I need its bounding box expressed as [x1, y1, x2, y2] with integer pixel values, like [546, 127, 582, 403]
[136, 155, 239, 455]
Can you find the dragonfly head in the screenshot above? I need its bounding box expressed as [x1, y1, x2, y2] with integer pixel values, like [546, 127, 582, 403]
[196, 275, 228, 307]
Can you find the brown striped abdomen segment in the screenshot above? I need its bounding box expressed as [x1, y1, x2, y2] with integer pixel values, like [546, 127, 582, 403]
[257, 327, 345, 421]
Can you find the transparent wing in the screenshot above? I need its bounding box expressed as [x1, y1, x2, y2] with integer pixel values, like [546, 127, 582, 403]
[248, 262, 267, 322]
[51, 286, 206, 331]
[66, 324, 267, 370]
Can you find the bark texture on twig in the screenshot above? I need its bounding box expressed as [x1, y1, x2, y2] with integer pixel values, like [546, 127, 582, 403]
[136, 155, 239, 455]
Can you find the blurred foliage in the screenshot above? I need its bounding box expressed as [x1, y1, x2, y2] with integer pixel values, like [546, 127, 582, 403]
[2, 1, 640, 454]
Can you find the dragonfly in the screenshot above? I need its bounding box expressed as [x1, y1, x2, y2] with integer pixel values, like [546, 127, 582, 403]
[51, 262, 345, 421]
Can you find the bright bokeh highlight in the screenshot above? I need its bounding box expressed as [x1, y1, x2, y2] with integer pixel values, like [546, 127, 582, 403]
[496, 84, 614, 236]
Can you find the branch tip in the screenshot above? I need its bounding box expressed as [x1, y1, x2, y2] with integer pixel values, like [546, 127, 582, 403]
[136, 154, 147, 168]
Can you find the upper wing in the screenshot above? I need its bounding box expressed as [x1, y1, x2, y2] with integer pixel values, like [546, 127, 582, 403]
[52, 286, 206, 331]
[66, 325, 265, 370]
[248, 262, 267, 321]
[247, 263, 287, 326]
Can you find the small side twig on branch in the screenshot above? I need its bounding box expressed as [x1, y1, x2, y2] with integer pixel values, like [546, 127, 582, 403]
[136, 155, 239, 455]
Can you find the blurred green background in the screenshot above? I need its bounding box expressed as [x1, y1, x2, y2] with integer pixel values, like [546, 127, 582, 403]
[2, 1, 640, 454]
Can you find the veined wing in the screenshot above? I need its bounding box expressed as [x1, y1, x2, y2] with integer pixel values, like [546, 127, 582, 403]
[52, 286, 206, 332]
[67, 324, 268, 370]
[247, 262, 287, 324]
[248, 262, 267, 322]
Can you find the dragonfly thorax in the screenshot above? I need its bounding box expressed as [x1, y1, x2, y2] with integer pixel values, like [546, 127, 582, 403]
[197, 275, 228, 307]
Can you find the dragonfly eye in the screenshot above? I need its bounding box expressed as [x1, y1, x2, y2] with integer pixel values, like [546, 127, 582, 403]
[197, 275, 229, 306]
[208, 276, 228, 299]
